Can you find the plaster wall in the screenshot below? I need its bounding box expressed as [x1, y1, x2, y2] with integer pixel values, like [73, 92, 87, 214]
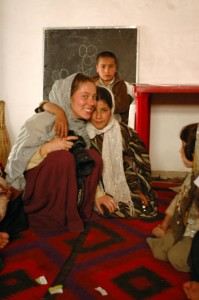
[1, 0, 199, 172]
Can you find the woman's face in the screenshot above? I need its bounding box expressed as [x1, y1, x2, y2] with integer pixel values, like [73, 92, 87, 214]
[70, 82, 97, 120]
[91, 99, 111, 129]
[179, 141, 193, 168]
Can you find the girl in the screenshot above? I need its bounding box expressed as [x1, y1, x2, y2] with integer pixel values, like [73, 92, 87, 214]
[86, 86, 157, 219]
[5, 73, 103, 232]
[147, 123, 199, 272]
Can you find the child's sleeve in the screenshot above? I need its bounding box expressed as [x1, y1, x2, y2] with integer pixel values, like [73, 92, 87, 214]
[125, 81, 135, 104]
[35, 100, 49, 113]
[165, 197, 177, 217]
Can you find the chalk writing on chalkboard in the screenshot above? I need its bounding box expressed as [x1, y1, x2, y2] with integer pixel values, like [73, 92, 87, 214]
[43, 27, 137, 99]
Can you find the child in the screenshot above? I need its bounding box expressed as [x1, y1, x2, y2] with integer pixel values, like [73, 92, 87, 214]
[86, 86, 157, 219]
[147, 123, 199, 272]
[92, 51, 134, 124]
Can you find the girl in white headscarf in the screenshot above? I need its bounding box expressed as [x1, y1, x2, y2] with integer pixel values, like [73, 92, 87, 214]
[5, 73, 103, 232]
[86, 86, 157, 219]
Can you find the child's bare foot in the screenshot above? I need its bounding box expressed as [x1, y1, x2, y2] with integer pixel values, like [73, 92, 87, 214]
[152, 224, 166, 237]
[183, 281, 199, 300]
[0, 232, 9, 249]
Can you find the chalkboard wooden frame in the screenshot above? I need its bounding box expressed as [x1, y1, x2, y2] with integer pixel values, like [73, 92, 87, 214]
[43, 27, 138, 98]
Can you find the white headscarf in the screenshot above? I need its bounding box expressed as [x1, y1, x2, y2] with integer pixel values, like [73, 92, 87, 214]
[49, 73, 90, 147]
[86, 88, 134, 216]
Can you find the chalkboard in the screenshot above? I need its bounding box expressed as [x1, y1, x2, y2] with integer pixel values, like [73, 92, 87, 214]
[43, 27, 137, 98]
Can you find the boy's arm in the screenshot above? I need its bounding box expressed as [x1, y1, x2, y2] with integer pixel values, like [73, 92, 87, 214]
[42, 102, 68, 138]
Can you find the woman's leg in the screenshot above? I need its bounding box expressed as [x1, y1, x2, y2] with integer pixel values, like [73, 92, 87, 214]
[24, 150, 84, 232]
[78, 149, 103, 222]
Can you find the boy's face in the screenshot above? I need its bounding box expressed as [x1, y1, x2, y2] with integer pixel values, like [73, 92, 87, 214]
[179, 141, 193, 168]
[91, 99, 111, 129]
[96, 57, 117, 85]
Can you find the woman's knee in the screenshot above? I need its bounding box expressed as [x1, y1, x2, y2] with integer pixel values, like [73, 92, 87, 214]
[47, 150, 75, 168]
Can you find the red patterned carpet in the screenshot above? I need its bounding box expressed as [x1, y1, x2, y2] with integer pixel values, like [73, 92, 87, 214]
[0, 182, 190, 300]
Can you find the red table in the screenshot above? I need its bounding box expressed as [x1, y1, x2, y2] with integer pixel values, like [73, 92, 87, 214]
[134, 85, 199, 150]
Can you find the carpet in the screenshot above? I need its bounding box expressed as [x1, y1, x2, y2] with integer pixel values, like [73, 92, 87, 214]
[0, 182, 190, 300]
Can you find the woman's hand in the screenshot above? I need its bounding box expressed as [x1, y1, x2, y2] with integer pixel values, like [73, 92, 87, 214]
[95, 194, 117, 215]
[40, 136, 78, 156]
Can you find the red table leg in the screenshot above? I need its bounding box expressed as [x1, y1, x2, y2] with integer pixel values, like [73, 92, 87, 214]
[135, 92, 150, 151]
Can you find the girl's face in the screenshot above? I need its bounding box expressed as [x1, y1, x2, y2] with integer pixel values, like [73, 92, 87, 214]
[91, 99, 111, 129]
[70, 82, 97, 120]
[180, 141, 193, 168]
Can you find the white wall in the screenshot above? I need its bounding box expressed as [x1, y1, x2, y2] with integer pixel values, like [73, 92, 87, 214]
[1, 0, 199, 172]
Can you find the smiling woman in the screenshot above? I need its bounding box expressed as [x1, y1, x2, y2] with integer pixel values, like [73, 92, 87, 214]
[70, 81, 97, 120]
[5, 73, 103, 232]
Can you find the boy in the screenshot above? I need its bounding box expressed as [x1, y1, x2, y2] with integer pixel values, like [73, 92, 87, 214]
[92, 51, 134, 124]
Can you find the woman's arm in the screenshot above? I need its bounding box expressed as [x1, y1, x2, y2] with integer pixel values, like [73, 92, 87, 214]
[39, 102, 68, 138]
[39, 136, 77, 156]
[26, 135, 78, 171]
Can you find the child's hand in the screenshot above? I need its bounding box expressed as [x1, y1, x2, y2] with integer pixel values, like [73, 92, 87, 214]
[54, 111, 68, 138]
[152, 225, 166, 238]
[95, 194, 117, 215]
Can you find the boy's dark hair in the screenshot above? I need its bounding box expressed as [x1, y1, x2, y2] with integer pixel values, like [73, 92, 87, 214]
[180, 123, 198, 161]
[96, 51, 118, 66]
[96, 86, 113, 109]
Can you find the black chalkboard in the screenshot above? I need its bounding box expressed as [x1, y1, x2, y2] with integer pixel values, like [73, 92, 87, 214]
[43, 27, 137, 98]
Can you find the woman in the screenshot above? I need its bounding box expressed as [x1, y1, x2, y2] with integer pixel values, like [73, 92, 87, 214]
[5, 73, 103, 232]
[147, 123, 199, 272]
[86, 86, 157, 219]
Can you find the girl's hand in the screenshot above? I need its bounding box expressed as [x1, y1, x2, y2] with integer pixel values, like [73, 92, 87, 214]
[54, 111, 68, 138]
[40, 136, 78, 156]
[138, 192, 148, 206]
[95, 194, 117, 215]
